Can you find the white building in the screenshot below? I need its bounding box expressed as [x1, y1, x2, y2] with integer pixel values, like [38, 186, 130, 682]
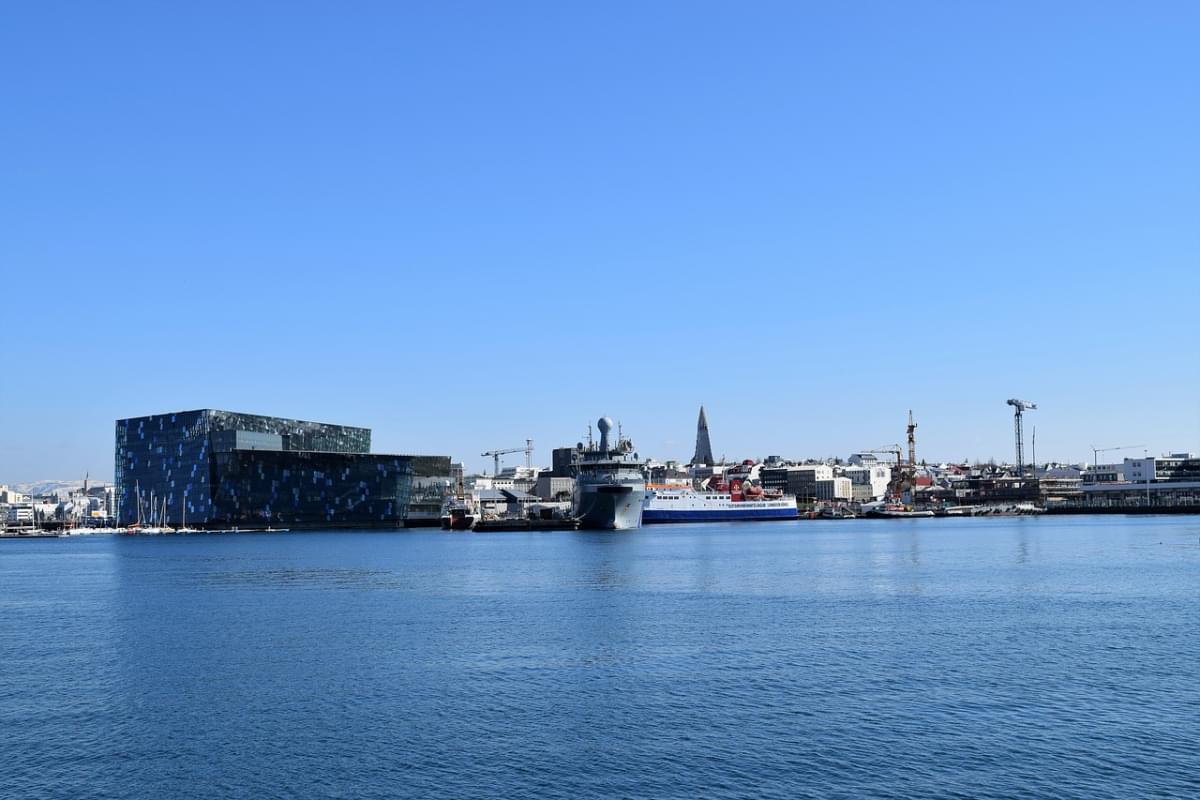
[6, 503, 34, 525]
[0, 485, 27, 504]
[534, 475, 574, 501]
[840, 464, 892, 501]
[1124, 458, 1155, 483]
[816, 477, 853, 502]
[799, 464, 834, 481]
[867, 466, 891, 499]
[847, 453, 880, 468]
[1082, 462, 1124, 484]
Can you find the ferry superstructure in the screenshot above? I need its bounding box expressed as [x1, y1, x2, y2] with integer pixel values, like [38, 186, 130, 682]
[572, 417, 645, 530]
[643, 459, 798, 523]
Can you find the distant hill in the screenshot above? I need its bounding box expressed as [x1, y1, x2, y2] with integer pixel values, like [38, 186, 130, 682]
[8, 479, 112, 498]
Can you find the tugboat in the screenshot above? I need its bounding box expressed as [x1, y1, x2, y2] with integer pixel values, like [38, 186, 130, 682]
[439, 476, 477, 531]
[572, 417, 646, 530]
[818, 505, 857, 520]
[440, 501, 477, 531]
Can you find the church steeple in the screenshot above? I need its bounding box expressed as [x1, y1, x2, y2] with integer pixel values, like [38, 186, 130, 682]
[691, 406, 714, 466]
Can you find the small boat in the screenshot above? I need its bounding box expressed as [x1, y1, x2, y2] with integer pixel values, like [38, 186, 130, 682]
[440, 501, 477, 531]
[440, 475, 478, 530]
[863, 502, 936, 519]
[819, 506, 857, 520]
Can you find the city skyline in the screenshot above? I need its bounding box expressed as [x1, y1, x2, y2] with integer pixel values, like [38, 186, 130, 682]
[1, 399, 1194, 486]
[3, 3, 1198, 480]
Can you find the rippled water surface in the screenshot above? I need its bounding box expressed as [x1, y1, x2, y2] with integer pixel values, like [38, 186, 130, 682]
[2, 516, 1198, 799]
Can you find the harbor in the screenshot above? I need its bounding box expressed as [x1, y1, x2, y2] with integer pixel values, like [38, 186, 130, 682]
[4, 3, 1195, 798]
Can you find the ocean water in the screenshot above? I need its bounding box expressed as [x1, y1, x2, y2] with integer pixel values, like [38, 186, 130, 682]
[1, 516, 1197, 799]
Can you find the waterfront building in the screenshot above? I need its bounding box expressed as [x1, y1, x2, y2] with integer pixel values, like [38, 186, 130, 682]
[114, 409, 450, 529]
[688, 464, 728, 483]
[840, 463, 893, 500]
[847, 453, 880, 468]
[760, 465, 833, 502]
[1124, 457, 1156, 484]
[841, 465, 892, 502]
[534, 474, 575, 502]
[494, 465, 540, 495]
[104, 485, 117, 519]
[402, 456, 460, 527]
[954, 475, 1040, 505]
[1124, 453, 1200, 483]
[5, 503, 34, 525]
[551, 446, 585, 478]
[1082, 463, 1125, 484]
[647, 460, 690, 485]
[1038, 467, 1084, 505]
[1077, 480, 1200, 509]
[0, 485, 27, 504]
[816, 477, 853, 502]
[1052, 452, 1200, 511]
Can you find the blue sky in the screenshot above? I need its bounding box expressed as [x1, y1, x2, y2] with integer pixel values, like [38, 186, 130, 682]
[2, 1, 1198, 481]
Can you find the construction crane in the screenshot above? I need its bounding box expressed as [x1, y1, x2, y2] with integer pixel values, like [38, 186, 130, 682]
[1090, 444, 1144, 468]
[906, 410, 918, 468]
[862, 445, 906, 499]
[864, 445, 904, 469]
[481, 439, 534, 476]
[1006, 399, 1037, 477]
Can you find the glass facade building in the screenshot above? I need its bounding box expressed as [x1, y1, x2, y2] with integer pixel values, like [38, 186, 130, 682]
[114, 410, 450, 529]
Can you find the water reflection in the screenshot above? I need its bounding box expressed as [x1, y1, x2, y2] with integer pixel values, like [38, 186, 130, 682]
[1015, 527, 1029, 565]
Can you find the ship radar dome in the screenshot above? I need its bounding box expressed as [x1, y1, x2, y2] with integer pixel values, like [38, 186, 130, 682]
[597, 416, 614, 451]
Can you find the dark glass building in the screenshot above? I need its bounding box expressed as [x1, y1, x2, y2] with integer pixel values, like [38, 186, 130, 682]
[114, 409, 450, 529]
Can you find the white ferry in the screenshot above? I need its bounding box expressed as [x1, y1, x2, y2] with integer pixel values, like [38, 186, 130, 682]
[642, 483, 799, 524]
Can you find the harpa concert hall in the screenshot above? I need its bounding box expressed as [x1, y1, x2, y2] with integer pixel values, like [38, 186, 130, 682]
[114, 409, 451, 529]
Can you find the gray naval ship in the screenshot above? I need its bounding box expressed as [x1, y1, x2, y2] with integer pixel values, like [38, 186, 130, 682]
[572, 417, 646, 530]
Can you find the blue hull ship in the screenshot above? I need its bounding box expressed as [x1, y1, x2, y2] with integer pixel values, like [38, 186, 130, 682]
[642, 487, 799, 524]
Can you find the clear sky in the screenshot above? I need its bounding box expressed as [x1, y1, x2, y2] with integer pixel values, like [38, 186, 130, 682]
[2, 1, 1198, 481]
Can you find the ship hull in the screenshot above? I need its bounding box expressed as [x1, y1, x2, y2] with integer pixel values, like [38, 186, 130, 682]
[643, 489, 799, 524]
[575, 484, 645, 530]
[643, 506, 799, 524]
[440, 512, 476, 531]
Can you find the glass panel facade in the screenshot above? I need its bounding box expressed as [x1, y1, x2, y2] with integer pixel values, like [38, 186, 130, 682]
[206, 410, 370, 454]
[210, 449, 413, 528]
[114, 409, 444, 529]
[114, 410, 213, 526]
